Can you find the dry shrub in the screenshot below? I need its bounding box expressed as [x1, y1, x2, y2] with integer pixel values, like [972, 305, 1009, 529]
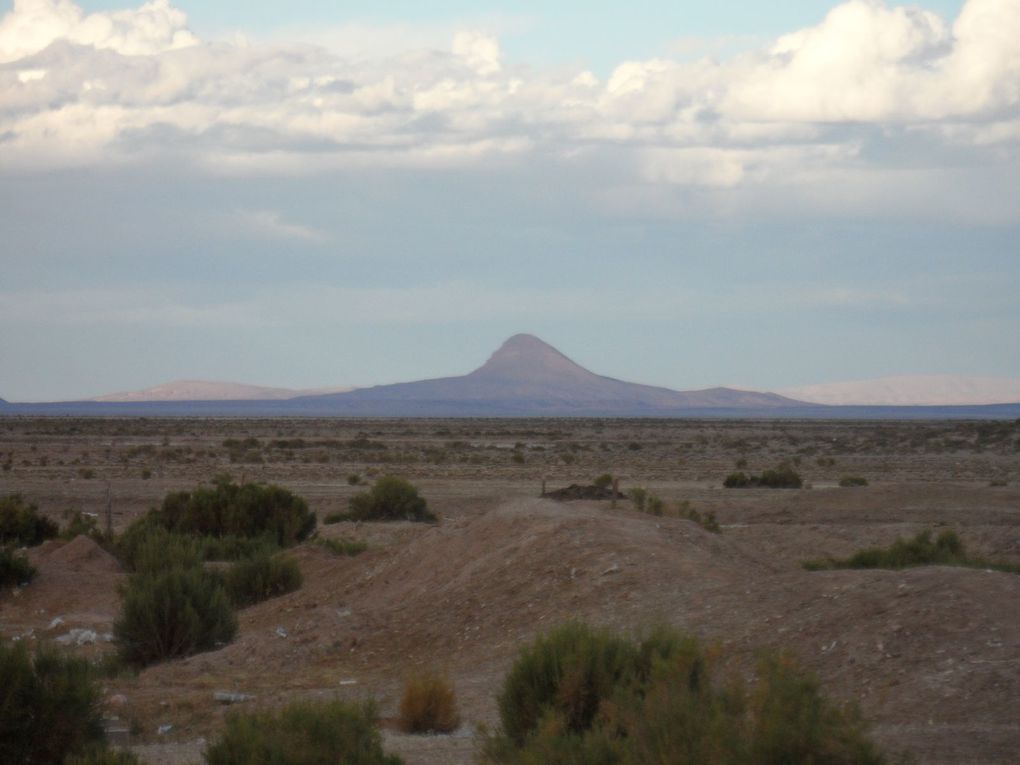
[398, 669, 461, 733]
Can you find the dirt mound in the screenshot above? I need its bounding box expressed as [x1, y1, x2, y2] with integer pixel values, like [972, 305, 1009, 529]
[120, 500, 1019, 764]
[1, 535, 125, 642]
[38, 534, 122, 573]
[542, 483, 624, 501]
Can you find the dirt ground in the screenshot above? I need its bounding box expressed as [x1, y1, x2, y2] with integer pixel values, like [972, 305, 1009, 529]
[1, 417, 1018, 764]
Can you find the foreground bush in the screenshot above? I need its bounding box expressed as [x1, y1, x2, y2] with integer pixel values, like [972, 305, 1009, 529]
[0, 639, 104, 764]
[348, 476, 435, 522]
[484, 622, 888, 765]
[205, 699, 402, 765]
[398, 670, 461, 733]
[0, 493, 58, 547]
[804, 529, 1020, 574]
[224, 553, 303, 608]
[66, 748, 144, 765]
[0, 545, 35, 586]
[114, 561, 237, 667]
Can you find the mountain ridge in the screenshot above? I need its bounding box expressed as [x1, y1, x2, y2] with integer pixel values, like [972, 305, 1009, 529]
[287, 333, 802, 415]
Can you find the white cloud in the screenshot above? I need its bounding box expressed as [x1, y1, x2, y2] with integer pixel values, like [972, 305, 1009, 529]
[0, 0, 196, 63]
[0, 0, 1018, 221]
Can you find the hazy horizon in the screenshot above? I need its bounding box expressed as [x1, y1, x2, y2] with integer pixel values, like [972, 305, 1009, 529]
[2, 0, 1017, 401]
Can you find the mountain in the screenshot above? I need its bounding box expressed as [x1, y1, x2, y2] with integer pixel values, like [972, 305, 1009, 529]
[779, 375, 1020, 406]
[91, 380, 353, 402]
[287, 334, 804, 415]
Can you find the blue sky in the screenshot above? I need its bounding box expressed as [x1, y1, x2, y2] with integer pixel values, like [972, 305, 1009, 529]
[0, 0, 1017, 400]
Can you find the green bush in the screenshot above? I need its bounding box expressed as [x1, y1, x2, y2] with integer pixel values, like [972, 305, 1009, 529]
[114, 563, 237, 667]
[593, 474, 613, 490]
[61, 509, 112, 544]
[348, 476, 435, 522]
[224, 553, 303, 608]
[485, 623, 888, 765]
[0, 545, 36, 586]
[204, 699, 402, 765]
[496, 622, 636, 747]
[0, 493, 58, 547]
[724, 464, 802, 489]
[127, 476, 315, 548]
[839, 476, 869, 487]
[0, 639, 104, 764]
[804, 529, 1020, 575]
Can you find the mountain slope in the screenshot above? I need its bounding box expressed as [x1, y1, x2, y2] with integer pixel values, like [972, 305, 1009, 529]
[92, 380, 352, 402]
[290, 334, 804, 415]
[780, 375, 1020, 406]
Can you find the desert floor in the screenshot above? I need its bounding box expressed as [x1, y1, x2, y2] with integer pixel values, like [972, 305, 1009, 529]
[1, 416, 1018, 764]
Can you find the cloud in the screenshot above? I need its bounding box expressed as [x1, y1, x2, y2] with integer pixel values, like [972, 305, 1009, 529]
[0, 0, 1018, 221]
[223, 209, 328, 243]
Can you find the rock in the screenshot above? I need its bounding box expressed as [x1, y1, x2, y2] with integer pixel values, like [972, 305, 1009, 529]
[157, 724, 173, 735]
[214, 691, 254, 704]
[275, 626, 288, 638]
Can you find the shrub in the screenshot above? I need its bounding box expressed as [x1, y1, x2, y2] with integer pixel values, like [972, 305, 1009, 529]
[723, 471, 752, 488]
[0, 545, 36, 586]
[484, 623, 889, 765]
[348, 477, 435, 522]
[593, 474, 613, 490]
[66, 748, 144, 765]
[0, 639, 104, 764]
[114, 562, 237, 667]
[0, 493, 59, 547]
[398, 670, 461, 733]
[347, 473, 362, 486]
[803, 529, 1020, 575]
[839, 476, 869, 487]
[628, 488, 648, 513]
[131, 475, 315, 547]
[724, 464, 802, 489]
[496, 622, 636, 747]
[317, 537, 368, 557]
[205, 699, 402, 765]
[646, 494, 665, 516]
[323, 511, 348, 524]
[224, 553, 303, 608]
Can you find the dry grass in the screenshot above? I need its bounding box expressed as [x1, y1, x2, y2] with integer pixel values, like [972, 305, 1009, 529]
[398, 669, 461, 734]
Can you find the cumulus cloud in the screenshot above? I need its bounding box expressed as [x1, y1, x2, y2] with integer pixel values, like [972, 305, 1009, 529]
[0, 0, 1017, 219]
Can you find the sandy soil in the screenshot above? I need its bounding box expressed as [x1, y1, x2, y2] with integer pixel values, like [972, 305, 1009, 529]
[1, 417, 1018, 764]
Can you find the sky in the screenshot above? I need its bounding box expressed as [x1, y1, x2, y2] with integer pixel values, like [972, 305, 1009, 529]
[0, 0, 1017, 401]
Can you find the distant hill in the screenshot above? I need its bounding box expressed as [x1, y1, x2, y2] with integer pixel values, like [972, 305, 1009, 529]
[92, 380, 353, 402]
[286, 334, 804, 415]
[780, 375, 1020, 406]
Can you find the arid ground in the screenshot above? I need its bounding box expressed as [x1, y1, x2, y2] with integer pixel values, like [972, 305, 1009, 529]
[1, 417, 1018, 764]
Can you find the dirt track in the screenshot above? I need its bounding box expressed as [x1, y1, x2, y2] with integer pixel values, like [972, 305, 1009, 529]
[1, 417, 1018, 764]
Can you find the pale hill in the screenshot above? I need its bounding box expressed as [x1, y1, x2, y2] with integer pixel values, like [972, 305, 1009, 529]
[92, 380, 352, 402]
[290, 334, 805, 415]
[781, 375, 1020, 406]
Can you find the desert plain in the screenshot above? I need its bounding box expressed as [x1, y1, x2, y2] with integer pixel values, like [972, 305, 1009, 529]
[1, 415, 1018, 764]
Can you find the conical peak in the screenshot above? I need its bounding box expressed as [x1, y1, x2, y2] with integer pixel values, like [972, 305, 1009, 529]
[471, 334, 596, 381]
